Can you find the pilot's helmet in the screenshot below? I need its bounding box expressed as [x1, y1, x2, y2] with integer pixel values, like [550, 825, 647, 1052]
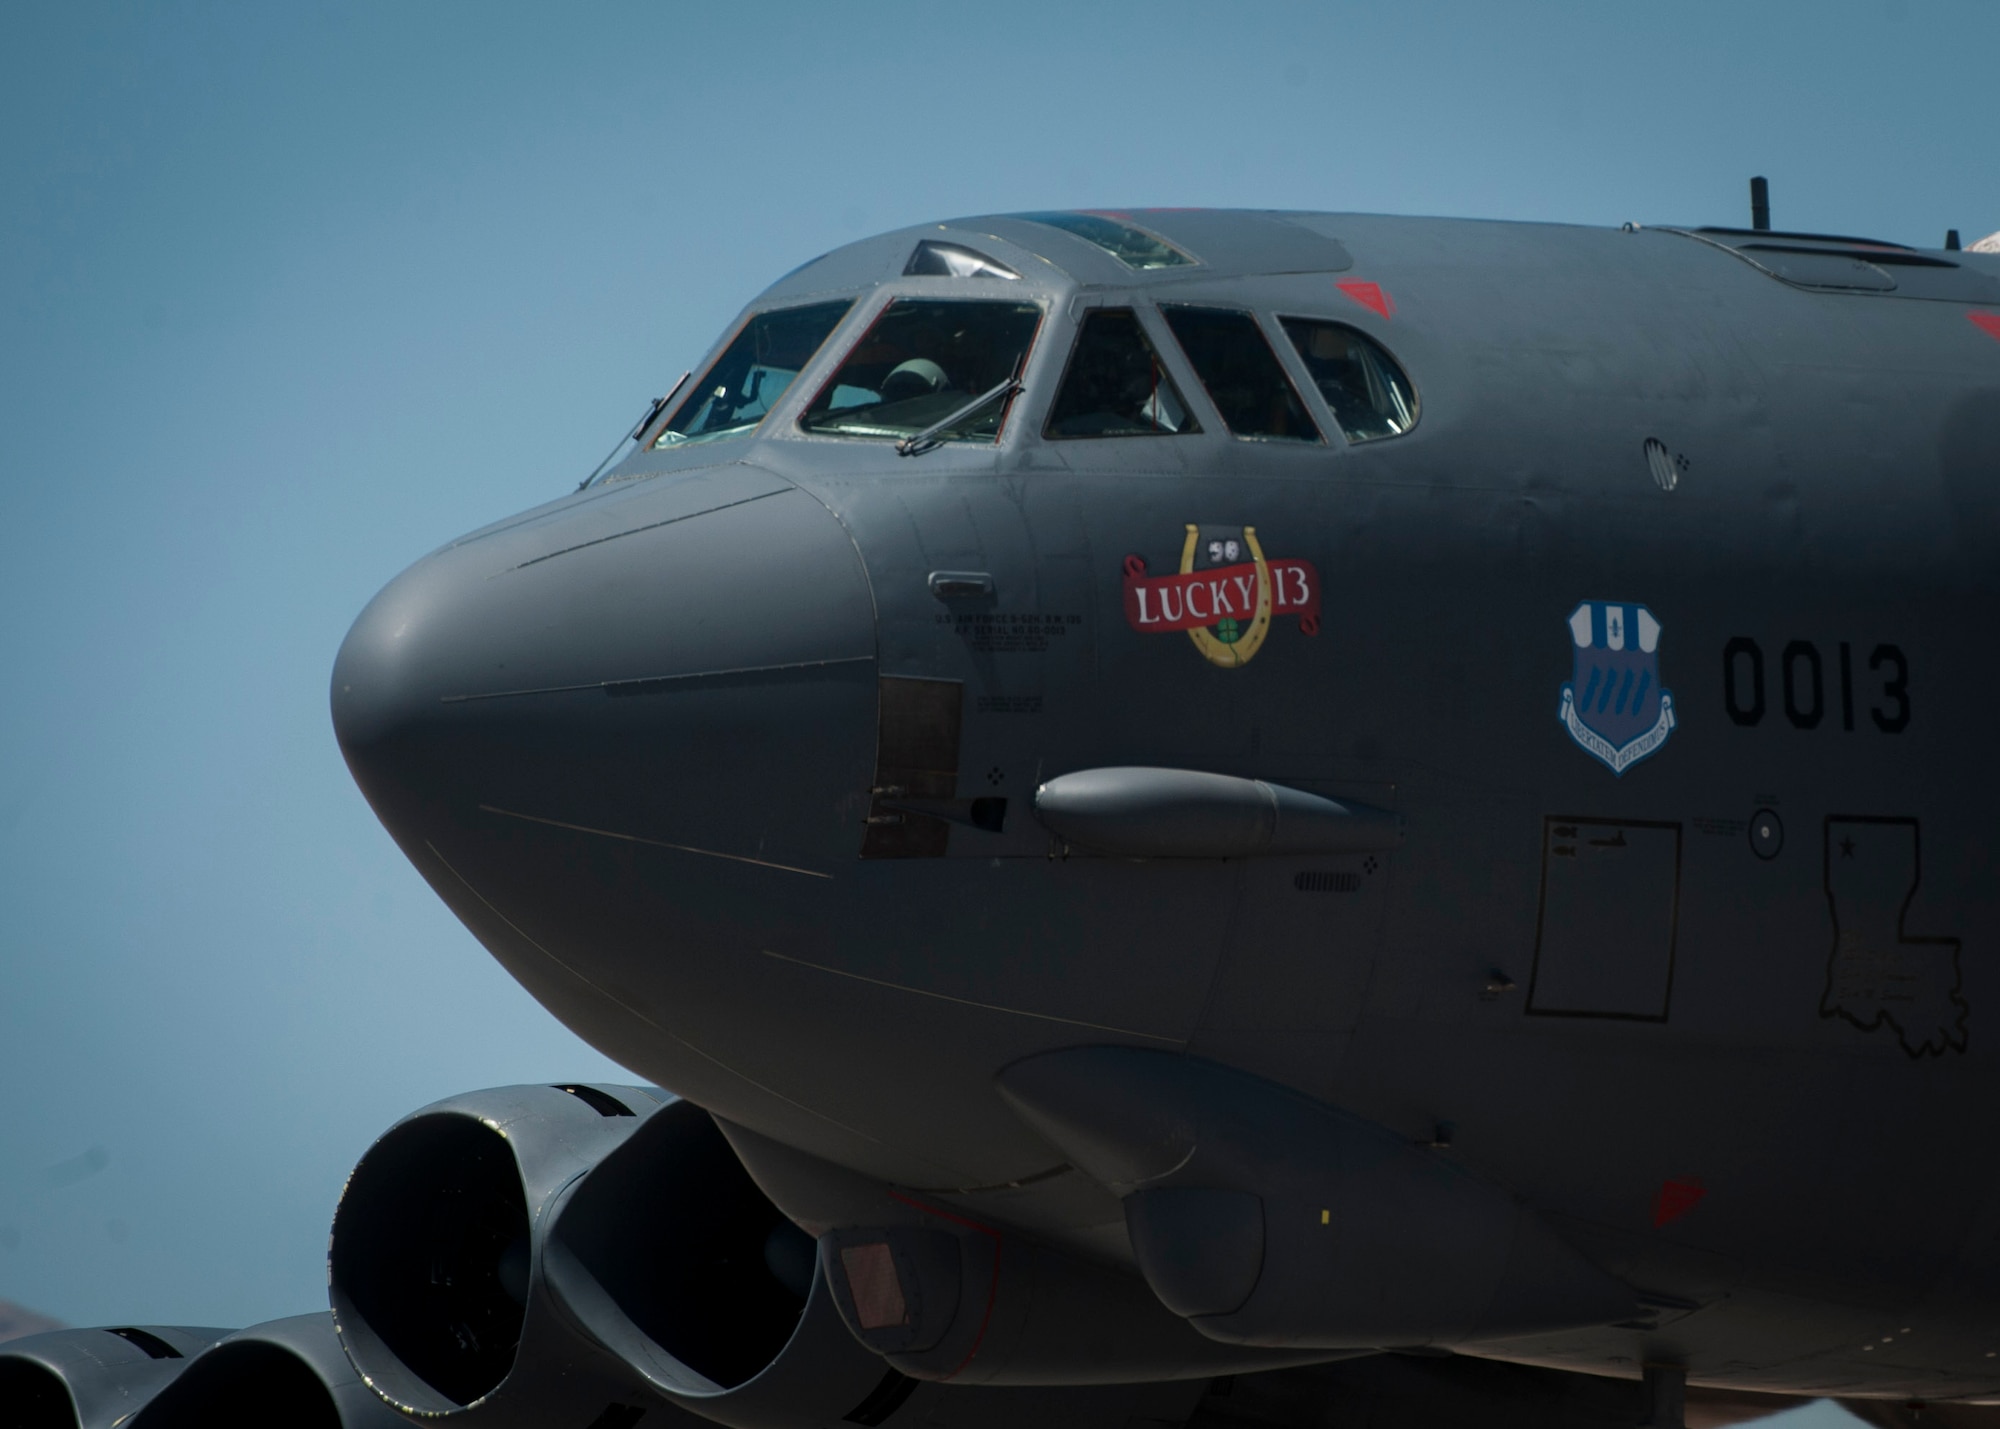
[880, 358, 949, 403]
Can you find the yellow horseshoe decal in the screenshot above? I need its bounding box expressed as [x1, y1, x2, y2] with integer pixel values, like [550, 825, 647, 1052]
[1181, 524, 1272, 668]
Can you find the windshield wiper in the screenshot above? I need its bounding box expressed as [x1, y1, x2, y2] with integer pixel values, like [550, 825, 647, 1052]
[896, 376, 1024, 458]
[578, 370, 690, 490]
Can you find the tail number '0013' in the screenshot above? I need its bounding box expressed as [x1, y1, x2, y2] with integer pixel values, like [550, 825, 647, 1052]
[1722, 637, 1909, 733]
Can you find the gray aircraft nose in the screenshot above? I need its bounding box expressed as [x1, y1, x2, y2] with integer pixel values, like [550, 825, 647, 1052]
[331, 469, 878, 952]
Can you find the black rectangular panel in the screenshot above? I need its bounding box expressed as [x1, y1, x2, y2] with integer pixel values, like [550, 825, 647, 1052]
[860, 677, 963, 859]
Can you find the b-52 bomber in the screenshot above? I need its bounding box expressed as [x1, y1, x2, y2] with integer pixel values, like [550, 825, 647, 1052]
[10, 196, 2000, 1429]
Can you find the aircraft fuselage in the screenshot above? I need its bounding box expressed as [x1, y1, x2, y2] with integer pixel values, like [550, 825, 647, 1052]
[332, 209, 2000, 1400]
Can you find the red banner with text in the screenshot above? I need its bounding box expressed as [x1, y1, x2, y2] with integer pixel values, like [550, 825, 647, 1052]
[1122, 556, 1320, 634]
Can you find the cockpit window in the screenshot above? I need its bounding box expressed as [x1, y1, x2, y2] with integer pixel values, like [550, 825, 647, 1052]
[1160, 306, 1320, 442]
[905, 241, 1020, 279]
[1016, 212, 1195, 271]
[653, 300, 852, 448]
[800, 299, 1042, 445]
[1280, 318, 1419, 443]
[1045, 308, 1199, 438]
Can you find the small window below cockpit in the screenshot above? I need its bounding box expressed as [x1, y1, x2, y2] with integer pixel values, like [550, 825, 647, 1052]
[1161, 306, 1320, 443]
[800, 299, 1042, 446]
[1279, 318, 1418, 443]
[1045, 309, 1199, 438]
[653, 300, 852, 448]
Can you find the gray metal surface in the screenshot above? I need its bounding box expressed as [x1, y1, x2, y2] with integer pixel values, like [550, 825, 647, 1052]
[321, 206, 2000, 1413]
[27, 205, 2000, 1425]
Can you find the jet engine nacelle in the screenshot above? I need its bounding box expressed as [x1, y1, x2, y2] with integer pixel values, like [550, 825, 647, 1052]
[329, 1082, 898, 1429]
[0, 1325, 223, 1429]
[331, 1081, 1338, 1429]
[0, 1315, 402, 1429]
[126, 1313, 408, 1429]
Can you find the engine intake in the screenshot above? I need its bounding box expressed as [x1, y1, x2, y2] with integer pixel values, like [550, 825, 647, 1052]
[128, 1314, 405, 1429]
[329, 1083, 895, 1428]
[0, 1324, 223, 1429]
[540, 1097, 889, 1425]
[0, 1317, 403, 1429]
[332, 1109, 536, 1404]
[329, 1083, 668, 1425]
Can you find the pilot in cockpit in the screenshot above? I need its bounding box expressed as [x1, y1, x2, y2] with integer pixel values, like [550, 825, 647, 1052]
[878, 358, 951, 405]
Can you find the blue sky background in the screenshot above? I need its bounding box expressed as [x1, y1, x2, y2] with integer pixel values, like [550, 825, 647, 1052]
[3, 3, 1994, 1419]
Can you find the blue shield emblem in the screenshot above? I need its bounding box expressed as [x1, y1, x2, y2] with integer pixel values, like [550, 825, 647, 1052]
[1558, 601, 1676, 775]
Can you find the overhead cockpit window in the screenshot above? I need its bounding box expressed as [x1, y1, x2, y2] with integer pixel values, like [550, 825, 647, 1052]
[653, 300, 852, 448]
[904, 241, 1020, 279]
[799, 299, 1042, 445]
[1045, 309, 1200, 438]
[1016, 212, 1195, 271]
[1280, 318, 1418, 443]
[1160, 306, 1320, 443]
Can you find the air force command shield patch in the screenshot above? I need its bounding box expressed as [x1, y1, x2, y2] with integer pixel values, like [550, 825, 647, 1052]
[1558, 601, 1676, 775]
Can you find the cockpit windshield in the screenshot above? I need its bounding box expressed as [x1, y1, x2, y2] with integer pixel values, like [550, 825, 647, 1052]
[799, 299, 1042, 445]
[653, 300, 852, 448]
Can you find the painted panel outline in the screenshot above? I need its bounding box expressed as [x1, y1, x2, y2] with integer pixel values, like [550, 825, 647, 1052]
[1527, 816, 1683, 1023]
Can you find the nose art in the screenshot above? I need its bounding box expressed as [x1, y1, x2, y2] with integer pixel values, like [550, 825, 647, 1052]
[331, 472, 877, 878]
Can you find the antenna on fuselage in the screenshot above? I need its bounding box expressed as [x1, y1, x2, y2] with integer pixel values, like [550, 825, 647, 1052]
[1750, 176, 1771, 232]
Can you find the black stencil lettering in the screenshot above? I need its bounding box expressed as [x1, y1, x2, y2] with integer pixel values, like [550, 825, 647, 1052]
[1724, 637, 1765, 726]
[1782, 641, 1824, 729]
[1870, 644, 1911, 733]
[1839, 641, 1855, 732]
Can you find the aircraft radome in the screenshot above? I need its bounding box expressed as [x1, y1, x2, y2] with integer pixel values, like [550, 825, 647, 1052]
[9, 195, 2000, 1429]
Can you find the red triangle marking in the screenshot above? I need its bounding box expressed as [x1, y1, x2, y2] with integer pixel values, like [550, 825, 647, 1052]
[1337, 279, 1395, 319]
[1971, 311, 2000, 342]
[1652, 1175, 1706, 1228]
